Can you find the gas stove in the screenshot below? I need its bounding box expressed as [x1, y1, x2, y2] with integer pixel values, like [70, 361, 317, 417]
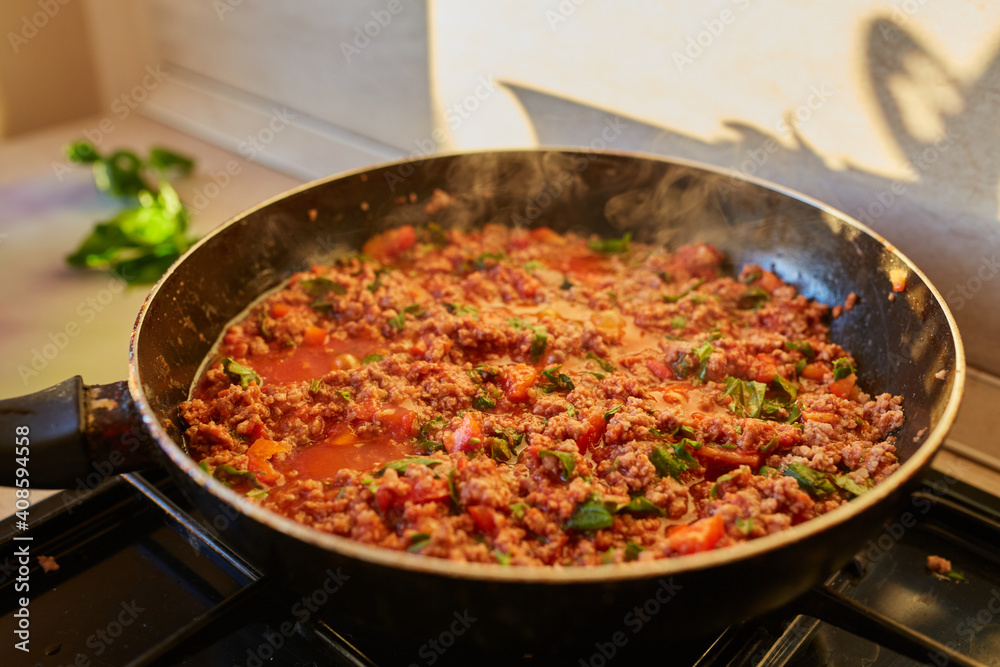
[1, 468, 998, 667]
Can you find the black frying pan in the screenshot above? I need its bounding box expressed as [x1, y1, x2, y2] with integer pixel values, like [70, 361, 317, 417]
[0, 150, 965, 658]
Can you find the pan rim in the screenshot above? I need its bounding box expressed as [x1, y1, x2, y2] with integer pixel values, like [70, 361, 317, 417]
[128, 147, 966, 584]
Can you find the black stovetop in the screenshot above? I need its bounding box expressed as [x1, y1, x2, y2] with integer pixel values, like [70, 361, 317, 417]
[2, 468, 999, 667]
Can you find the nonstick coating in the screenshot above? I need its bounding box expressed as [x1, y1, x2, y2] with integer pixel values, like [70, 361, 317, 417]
[128, 149, 963, 652]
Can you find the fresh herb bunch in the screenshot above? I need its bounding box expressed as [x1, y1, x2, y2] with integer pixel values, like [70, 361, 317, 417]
[64, 140, 198, 285]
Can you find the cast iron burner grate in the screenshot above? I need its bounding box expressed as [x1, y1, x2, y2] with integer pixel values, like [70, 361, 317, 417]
[1, 469, 997, 666]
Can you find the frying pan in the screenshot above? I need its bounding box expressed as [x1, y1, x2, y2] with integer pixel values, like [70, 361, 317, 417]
[0, 149, 964, 657]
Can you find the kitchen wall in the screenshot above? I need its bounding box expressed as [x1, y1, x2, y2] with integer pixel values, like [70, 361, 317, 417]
[44, 0, 1000, 375]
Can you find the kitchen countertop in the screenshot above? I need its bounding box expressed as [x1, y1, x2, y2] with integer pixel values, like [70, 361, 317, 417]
[0, 113, 301, 517]
[1, 112, 997, 521]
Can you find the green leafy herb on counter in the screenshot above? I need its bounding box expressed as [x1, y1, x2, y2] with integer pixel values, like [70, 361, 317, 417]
[64, 140, 198, 285]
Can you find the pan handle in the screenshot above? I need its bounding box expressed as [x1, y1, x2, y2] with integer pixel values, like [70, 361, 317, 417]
[0, 377, 155, 489]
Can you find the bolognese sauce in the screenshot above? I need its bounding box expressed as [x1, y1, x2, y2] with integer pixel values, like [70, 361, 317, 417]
[179, 221, 902, 566]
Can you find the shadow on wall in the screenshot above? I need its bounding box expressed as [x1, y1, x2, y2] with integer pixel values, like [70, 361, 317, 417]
[499, 16, 1000, 376]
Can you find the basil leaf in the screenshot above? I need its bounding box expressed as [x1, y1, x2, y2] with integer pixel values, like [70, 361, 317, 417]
[663, 278, 706, 303]
[465, 251, 507, 271]
[445, 303, 480, 319]
[213, 464, 261, 488]
[567, 496, 616, 531]
[472, 393, 496, 410]
[484, 437, 512, 462]
[649, 442, 700, 480]
[494, 549, 512, 565]
[376, 456, 443, 477]
[560, 276, 574, 290]
[833, 357, 856, 381]
[771, 374, 799, 401]
[337, 389, 352, 401]
[309, 378, 321, 394]
[407, 534, 431, 553]
[367, 267, 390, 293]
[540, 366, 574, 393]
[586, 352, 616, 372]
[617, 496, 666, 517]
[785, 339, 815, 359]
[509, 502, 528, 520]
[448, 468, 460, 506]
[723, 377, 766, 418]
[670, 316, 687, 329]
[588, 232, 631, 254]
[735, 517, 754, 536]
[781, 462, 837, 498]
[538, 449, 576, 481]
[738, 287, 770, 310]
[832, 474, 870, 497]
[221, 358, 262, 388]
[604, 404, 623, 422]
[709, 467, 745, 499]
[301, 277, 347, 297]
[625, 541, 645, 561]
[361, 353, 384, 365]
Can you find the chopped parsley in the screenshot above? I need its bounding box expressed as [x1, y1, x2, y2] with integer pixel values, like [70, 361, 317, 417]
[445, 303, 480, 319]
[509, 502, 528, 520]
[670, 316, 687, 329]
[663, 278, 706, 303]
[309, 378, 321, 394]
[336, 389, 352, 401]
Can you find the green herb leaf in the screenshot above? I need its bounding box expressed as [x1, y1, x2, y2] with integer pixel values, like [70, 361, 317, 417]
[785, 339, 815, 359]
[617, 496, 666, 517]
[710, 467, 746, 499]
[738, 287, 770, 310]
[539, 366, 574, 393]
[447, 468, 460, 507]
[663, 278, 706, 303]
[472, 393, 496, 411]
[586, 352, 616, 372]
[560, 276, 574, 290]
[246, 488, 269, 499]
[781, 462, 837, 498]
[407, 534, 431, 553]
[649, 442, 700, 480]
[625, 542, 645, 561]
[538, 449, 576, 481]
[213, 464, 261, 488]
[309, 378, 321, 394]
[771, 375, 799, 401]
[337, 389, 352, 401]
[670, 316, 687, 329]
[509, 502, 528, 520]
[588, 232, 632, 254]
[735, 517, 754, 536]
[523, 260, 543, 273]
[604, 404, 623, 422]
[833, 357, 856, 380]
[567, 496, 616, 531]
[220, 358, 262, 388]
[832, 474, 870, 497]
[946, 571, 968, 583]
[361, 353, 384, 365]
[493, 549, 512, 565]
[723, 377, 766, 418]
[564, 402, 579, 418]
[376, 456, 443, 477]
[484, 437, 512, 462]
[367, 267, 390, 293]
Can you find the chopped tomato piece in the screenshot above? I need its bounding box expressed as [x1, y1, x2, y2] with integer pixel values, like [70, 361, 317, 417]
[247, 438, 293, 485]
[667, 515, 725, 555]
[378, 407, 416, 439]
[800, 362, 828, 380]
[647, 360, 674, 381]
[503, 364, 537, 402]
[467, 505, 497, 534]
[754, 270, 783, 293]
[889, 267, 907, 292]
[443, 413, 483, 453]
[529, 227, 562, 244]
[575, 411, 606, 452]
[753, 353, 777, 383]
[302, 326, 327, 346]
[694, 445, 760, 471]
[829, 373, 857, 399]
[362, 225, 417, 263]
[350, 399, 380, 422]
[271, 302, 291, 318]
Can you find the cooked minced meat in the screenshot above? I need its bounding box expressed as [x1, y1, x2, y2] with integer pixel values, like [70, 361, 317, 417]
[180, 222, 902, 566]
